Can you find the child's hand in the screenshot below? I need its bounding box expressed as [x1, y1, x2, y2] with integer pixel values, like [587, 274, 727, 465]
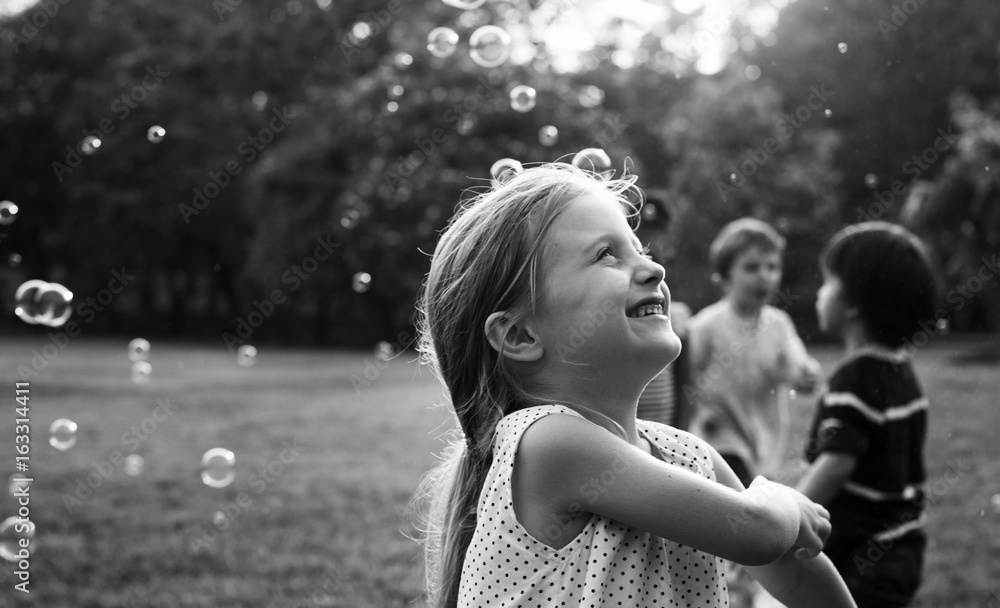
[746, 477, 830, 560]
[788, 487, 832, 560]
[793, 358, 821, 394]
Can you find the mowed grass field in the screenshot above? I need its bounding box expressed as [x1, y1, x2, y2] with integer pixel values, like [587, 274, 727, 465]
[0, 334, 998, 607]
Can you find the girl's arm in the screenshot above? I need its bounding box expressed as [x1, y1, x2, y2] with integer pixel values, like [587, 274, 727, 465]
[796, 452, 858, 505]
[708, 450, 857, 608]
[516, 413, 827, 566]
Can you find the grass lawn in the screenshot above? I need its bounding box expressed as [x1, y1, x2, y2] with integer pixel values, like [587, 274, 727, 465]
[0, 334, 997, 607]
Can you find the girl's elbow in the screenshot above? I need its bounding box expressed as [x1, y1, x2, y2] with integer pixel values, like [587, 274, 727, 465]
[741, 507, 797, 565]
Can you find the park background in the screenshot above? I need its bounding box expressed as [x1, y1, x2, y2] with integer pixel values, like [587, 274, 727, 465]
[0, 0, 998, 606]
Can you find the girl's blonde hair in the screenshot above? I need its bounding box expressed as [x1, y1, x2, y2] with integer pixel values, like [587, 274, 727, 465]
[410, 163, 638, 608]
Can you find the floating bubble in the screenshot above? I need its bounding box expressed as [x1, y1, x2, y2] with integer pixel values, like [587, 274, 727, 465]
[8, 253, 21, 268]
[201, 448, 236, 489]
[124, 454, 144, 477]
[49, 418, 78, 451]
[469, 25, 511, 68]
[578, 85, 604, 109]
[837, 42, 848, 54]
[252, 91, 268, 111]
[427, 27, 459, 58]
[0, 200, 18, 225]
[992, 493, 1000, 512]
[509, 85, 536, 113]
[456, 117, 475, 135]
[147, 125, 166, 143]
[388, 84, 404, 99]
[128, 338, 151, 362]
[34, 282, 73, 328]
[571, 148, 613, 179]
[490, 158, 523, 186]
[374, 341, 395, 362]
[340, 208, 361, 229]
[316, 0, 332, 9]
[80, 135, 101, 155]
[745, 65, 761, 81]
[824, 109, 833, 118]
[352, 272, 372, 293]
[131, 361, 152, 385]
[385, 101, 399, 113]
[538, 125, 559, 147]
[864, 173, 879, 188]
[393, 52, 413, 70]
[14, 280, 48, 325]
[936, 318, 950, 335]
[237, 345, 258, 368]
[213, 511, 227, 527]
[789, 389, 797, 399]
[8, 474, 30, 497]
[442, 0, 486, 8]
[0, 517, 35, 562]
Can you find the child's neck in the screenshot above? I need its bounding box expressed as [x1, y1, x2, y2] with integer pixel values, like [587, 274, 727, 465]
[525, 372, 645, 445]
[725, 295, 764, 320]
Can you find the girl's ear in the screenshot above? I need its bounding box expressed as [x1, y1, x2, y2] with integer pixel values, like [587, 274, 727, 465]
[485, 311, 543, 362]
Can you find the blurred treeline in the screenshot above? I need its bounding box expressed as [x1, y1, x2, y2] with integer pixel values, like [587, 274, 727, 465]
[0, 0, 998, 346]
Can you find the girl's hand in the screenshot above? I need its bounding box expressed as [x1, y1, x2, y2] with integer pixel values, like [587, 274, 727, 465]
[746, 477, 830, 560]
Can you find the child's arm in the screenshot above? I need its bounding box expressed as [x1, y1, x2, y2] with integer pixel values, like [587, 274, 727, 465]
[796, 452, 858, 505]
[708, 452, 857, 608]
[777, 310, 821, 393]
[745, 550, 857, 608]
[516, 413, 828, 566]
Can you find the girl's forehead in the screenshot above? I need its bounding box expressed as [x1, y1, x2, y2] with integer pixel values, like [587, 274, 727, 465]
[549, 194, 631, 235]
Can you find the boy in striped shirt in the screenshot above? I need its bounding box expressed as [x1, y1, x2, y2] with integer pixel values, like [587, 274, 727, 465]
[798, 222, 939, 608]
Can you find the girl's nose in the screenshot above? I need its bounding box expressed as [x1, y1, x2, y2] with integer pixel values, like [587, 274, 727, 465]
[636, 256, 666, 285]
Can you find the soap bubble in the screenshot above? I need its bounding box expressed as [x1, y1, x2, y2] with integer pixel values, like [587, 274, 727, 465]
[571, 148, 613, 179]
[212, 511, 227, 527]
[124, 454, 145, 477]
[34, 282, 73, 328]
[352, 272, 372, 293]
[469, 25, 511, 68]
[509, 85, 537, 112]
[131, 361, 152, 385]
[864, 173, 879, 188]
[80, 135, 101, 155]
[538, 125, 559, 147]
[578, 85, 604, 108]
[374, 341, 396, 362]
[147, 125, 166, 143]
[237, 345, 258, 368]
[8, 253, 21, 268]
[8, 474, 30, 497]
[49, 418, 78, 451]
[252, 91, 268, 111]
[393, 52, 413, 70]
[14, 280, 48, 325]
[201, 448, 236, 489]
[0, 200, 18, 225]
[490, 158, 523, 186]
[0, 517, 35, 562]
[442, 0, 486, 8]
[427, 27, 459, 58]
[824, 109, 833, 118]
[127, 338, 151, 362]
[837, 42, 848, 54]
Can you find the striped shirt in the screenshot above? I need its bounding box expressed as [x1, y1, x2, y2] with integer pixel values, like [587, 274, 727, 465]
[805, 348, 928, 543]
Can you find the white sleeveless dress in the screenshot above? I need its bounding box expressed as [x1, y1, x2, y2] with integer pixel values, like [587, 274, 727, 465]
[457, 404, 728, 607]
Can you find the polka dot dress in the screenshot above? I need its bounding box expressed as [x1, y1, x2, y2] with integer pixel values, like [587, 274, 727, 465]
[457, 405, 728, 607]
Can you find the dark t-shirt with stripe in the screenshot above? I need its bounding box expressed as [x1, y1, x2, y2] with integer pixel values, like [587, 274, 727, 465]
[805, 350, 927, 545]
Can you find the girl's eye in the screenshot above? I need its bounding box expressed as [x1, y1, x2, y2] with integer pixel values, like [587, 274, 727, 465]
[597, 247, 613, 260]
